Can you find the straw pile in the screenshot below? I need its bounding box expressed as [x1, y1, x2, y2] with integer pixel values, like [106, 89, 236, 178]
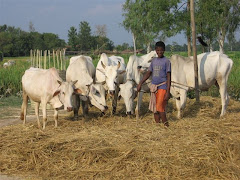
[0, 96, 240, 179]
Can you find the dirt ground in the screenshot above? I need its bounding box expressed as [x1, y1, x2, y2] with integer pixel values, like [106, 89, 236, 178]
[0, 104, 68, 180]
[0, 96, 240, 179]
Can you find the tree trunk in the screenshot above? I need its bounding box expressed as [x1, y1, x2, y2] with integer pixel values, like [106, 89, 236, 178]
[147, 42, 151, 53]
[218, 28, 225, 54]
[190, 0, 200, 102]
[187, 0, 192, 57]
[132, 32, 137, 55]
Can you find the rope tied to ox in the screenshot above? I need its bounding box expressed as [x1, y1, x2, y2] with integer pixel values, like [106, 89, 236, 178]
[171, 81, 201, 92]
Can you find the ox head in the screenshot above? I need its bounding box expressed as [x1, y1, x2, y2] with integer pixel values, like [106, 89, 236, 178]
[53, 80, 81, 112]
[137, 51, 157, 73]
[88, 83, 108, 112]
[119, 81, 137, 115]
[100, 61, 124, 96]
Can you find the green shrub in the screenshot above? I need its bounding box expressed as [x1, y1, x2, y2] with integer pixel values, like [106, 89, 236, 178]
[0, 51, 3, 61]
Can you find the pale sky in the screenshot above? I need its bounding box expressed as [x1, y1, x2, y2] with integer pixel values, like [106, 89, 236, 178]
[0, 0, 186, 46]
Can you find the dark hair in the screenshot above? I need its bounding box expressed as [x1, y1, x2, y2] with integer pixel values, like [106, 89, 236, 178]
[155, 41, 165, 50]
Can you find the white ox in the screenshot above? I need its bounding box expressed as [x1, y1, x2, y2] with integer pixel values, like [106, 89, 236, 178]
[95, 53, 126, 114]
[66, 55, 108, 119]
[170, 51, 233, 118]
[3, 60, 16, 68]
[119, 51, 157, 118]
[20, 67, 79, 129]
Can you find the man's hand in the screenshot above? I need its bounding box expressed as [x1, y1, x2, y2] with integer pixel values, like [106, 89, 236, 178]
[137, 83, 142, 92]
[164, 91, 170, 101]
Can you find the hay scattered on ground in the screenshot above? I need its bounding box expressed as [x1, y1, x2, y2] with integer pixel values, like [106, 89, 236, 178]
[0, 96, 240, 179]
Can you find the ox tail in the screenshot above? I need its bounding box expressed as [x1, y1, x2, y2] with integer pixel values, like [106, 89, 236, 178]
[20, 89, 28, 120]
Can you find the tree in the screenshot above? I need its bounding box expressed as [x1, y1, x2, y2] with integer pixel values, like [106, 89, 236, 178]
[196, 0, 240, 53]
[122, 0, 180, 53]
[0, 24, 66, 56]
[29, 21, 35, 32]
[122, 0, 142, 54]
[68, 26, 78, 51]
[95, 24, 107, 37]
[78, 21, 92, 51]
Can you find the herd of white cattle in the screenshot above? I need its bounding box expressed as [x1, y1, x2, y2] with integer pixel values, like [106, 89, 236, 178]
[20, 51, 233, 129]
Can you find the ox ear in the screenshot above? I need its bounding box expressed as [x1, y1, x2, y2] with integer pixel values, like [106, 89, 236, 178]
[101, 61, 106, 69]
[74, 88, 82, 94]
[117, 61, 121, 69]
[53, 90, 60, 97]
[57, 80, 62, 85]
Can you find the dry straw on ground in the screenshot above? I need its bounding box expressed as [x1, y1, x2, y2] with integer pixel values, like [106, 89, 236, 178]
[0, 96, 240, 180]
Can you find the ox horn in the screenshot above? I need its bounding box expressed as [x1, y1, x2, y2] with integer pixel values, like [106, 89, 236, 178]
[101, 61, 106, 69]
[117, 61, 120, 69]
[72, 80, 78, 85]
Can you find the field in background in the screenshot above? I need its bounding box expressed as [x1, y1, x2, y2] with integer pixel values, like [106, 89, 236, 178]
[0, 51, 239, 100]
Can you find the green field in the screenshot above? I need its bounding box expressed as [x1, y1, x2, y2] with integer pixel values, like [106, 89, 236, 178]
[0, 51, 239, 100]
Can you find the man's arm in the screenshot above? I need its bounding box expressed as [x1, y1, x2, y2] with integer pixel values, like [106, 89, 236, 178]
[137, 70, 152, 92]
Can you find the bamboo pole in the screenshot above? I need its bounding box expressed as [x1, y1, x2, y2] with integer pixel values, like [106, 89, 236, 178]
[53, 49, 55, 68]
[38, 50, 41, 68]
[41, 50, 43, 69]
[48, 50, 51, 69]
[44, 50, 47, 69]
[190, 0, 199, 102]
[36, 50, 39, 68]
[63, 49, 66, 70]
[33, 50, 35, 67]
[60, 50, 62, 70]
[30, 49, 33, 67]
[56, 50, 59, 69]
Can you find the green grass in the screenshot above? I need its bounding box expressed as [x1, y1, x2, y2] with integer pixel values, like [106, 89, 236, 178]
[0, 95, 22, 107]
[0, 57, 31, 95]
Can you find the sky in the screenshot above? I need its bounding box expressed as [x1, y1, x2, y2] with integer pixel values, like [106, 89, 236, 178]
[0, 0, 187, 46]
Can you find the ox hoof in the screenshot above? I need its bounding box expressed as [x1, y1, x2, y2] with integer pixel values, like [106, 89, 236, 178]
[100, 112, 105, 117]
[127, 114, 134, 119]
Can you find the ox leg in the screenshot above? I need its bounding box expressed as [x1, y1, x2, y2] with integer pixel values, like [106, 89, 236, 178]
[41, 102, 47, 130]
[218, 80, 229, 117]
[112, 86, 120, 115]
[35, 102, 41, 128]
[72, 94, 80, 120]
[82, 100, 89, 118]
[21, 90, 28, 125]
[176, 90, 187, 119]
[135, 92, 143, 119]
[54, 109, 58, 128]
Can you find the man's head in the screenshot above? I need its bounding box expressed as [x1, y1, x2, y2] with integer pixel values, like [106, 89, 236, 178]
[155, 41, 165, 58]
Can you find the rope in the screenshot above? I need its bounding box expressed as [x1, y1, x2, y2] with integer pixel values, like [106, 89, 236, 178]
[171, 81, 201, 91]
